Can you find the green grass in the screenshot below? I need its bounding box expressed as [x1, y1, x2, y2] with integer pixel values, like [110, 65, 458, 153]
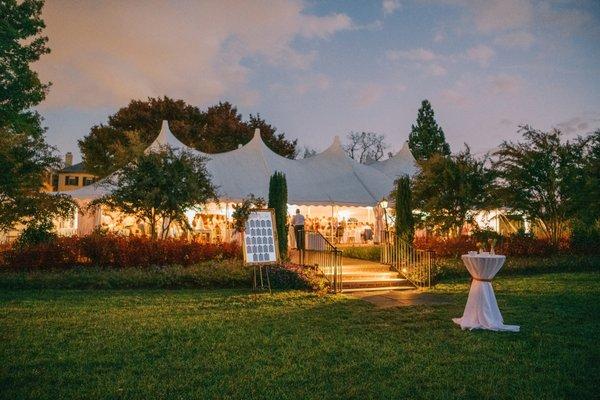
[1, 272, 599, 399]
[0, 261, 252, 290]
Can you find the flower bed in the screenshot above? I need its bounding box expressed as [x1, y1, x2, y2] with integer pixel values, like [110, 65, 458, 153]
[0, 235, 241, 270]
[413, 235, 573, 258]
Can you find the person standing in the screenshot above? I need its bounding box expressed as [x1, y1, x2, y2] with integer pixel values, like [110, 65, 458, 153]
[292, 209, 305, 249]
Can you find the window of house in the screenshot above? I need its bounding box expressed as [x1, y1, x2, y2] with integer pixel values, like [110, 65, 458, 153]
[65, 176, 79, 186]
[83, 177, 95, 186]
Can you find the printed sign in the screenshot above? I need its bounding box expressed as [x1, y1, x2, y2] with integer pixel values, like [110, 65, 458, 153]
[242, 209, 279, 264]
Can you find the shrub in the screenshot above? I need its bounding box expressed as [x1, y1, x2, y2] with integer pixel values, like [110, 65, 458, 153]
[414, 235, 570, 258]
[15, 219, 57, 249]
[436, 254, 600, 280]
[414, 236, 477, 258]
[270, 263, 329, 293]
[0, 234, 242, 270]
[570, 223, 600, 254]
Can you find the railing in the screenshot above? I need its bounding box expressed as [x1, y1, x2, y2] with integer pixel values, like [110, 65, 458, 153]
[298, 230, 343, 293]
[381, 237, 434, 288]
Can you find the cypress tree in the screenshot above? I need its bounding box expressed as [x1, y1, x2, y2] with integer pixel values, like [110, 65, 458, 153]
[268, 171, 288, 258]
[394, 175, 415, 243]
[408, 99, 451, 162]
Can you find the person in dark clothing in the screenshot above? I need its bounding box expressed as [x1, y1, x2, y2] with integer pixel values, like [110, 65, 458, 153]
[292, 209, 305, 249]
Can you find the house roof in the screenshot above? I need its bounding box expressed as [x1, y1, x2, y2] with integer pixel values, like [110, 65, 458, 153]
[65, 120, 418, 206]
[59, 162, 87, 173]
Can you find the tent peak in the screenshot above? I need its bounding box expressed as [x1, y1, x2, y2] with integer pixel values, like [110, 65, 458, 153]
[145, 120, 190, 153]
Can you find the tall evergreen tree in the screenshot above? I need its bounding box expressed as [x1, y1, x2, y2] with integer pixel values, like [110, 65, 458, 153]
[408, 100, 451, 162]
[394, 175, 414, 243]
[268, 171, 288, 259]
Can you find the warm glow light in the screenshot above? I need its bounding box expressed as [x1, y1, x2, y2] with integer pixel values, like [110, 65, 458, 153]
[184, 208, 196, 223]
[380, 199, 388, 209]
[338, 209, 351, 220]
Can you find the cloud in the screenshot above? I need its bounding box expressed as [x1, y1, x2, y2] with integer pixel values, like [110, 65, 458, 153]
[466, 44, 495, 67]
[389, 48, 439, 62]
[494, 31, 535, 49]
[536, 1, 595, 38]
[463, 0, 534, 33]
[439, 88, 469, 107]
[554, 113, 600, 136]
[382, 0, 401, 15]
[433, 31, 446, 43]
[489, 74, 524, 94]
[300, 13, 353, 38]
[294, 74, 331, 94]
[37, 0, 353, 109]
[386, 48, 448, 76]
[427, 64, 448, 76]
[353, 83, 385, 108]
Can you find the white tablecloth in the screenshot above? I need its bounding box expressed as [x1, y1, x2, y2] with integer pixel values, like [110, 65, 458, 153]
[453, 254, 519, 332]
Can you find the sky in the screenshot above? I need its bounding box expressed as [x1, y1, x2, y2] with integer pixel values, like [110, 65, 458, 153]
[36, 0, 600, 162]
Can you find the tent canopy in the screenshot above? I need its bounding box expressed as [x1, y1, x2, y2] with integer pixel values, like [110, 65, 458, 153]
[66, 121, 417, 207]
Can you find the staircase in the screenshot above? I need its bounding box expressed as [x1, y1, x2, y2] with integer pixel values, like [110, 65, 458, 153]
[296, 230, 416, 293]
[341, 257, 414, 292]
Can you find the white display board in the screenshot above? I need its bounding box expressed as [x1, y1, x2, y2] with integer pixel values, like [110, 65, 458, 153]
[243, 209, 279, 265]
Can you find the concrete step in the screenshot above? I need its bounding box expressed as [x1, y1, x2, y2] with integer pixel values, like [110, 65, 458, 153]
[341, 266, 392, 273]
[341, 271, 399, 280]
[342, 285, 415, 293]
[342, 278, 411, 290]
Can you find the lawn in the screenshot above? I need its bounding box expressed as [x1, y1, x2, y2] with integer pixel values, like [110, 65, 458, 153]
[1, 272, 599, 399]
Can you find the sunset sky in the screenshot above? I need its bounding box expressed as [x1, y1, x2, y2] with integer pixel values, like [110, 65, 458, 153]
[37, 0, 600, 161]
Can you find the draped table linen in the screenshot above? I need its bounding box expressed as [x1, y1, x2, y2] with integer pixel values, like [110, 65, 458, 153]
[453, 254, 519, 332]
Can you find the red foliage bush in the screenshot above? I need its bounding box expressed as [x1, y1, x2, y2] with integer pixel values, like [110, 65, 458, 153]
[414, 235, 569, 258]
[414, 236, 478, 258]
[0, 235, 241, 270]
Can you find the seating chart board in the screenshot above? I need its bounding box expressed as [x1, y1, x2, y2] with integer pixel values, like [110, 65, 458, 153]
[242, 209, 279, 264]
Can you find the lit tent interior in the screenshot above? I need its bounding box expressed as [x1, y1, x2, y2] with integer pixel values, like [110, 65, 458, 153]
[64, 121, 418, 242]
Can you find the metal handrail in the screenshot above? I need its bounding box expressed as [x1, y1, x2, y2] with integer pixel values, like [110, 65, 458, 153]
[381, 237, 434, 288]
[298, 230, 343, 293]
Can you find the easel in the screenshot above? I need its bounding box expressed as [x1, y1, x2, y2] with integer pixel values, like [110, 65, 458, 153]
[243, 209, 279, 296]
[252, 264, 271, 294]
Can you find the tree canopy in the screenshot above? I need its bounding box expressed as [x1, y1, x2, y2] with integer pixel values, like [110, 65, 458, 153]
[408, 100, 451, 162]
[0, 0, 50, 137]
[412, 146, 492, 235]
[79, 97, 298, 177]
[0, 0, 74, 233]
[492, 126, 590, 245]
[91, 147, 217, 239]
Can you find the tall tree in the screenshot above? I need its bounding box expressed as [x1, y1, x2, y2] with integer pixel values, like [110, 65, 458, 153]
[91, 147, 217, 239]
[0, 0, 74, 233]
[344, 131, 388, 164]
[569, 130, 600, 225]
[394, 175, 414, 243]
[79, 98, 297, 177]
[0, 0, 49, 137]
[268, 171, 288, 259]
[493, 126, 586, 245]
[412, 146, 491, 235]
[408, 100, 451, 162]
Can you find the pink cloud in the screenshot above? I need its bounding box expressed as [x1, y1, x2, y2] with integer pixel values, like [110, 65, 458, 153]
[37, 0, 353, 109]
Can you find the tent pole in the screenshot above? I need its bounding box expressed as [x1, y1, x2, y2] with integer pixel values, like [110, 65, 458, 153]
[331, 203, 334, 243]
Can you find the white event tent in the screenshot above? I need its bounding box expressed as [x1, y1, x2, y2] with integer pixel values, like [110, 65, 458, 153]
[68, 120, 417, 205]
[65, 121, 418, 239]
